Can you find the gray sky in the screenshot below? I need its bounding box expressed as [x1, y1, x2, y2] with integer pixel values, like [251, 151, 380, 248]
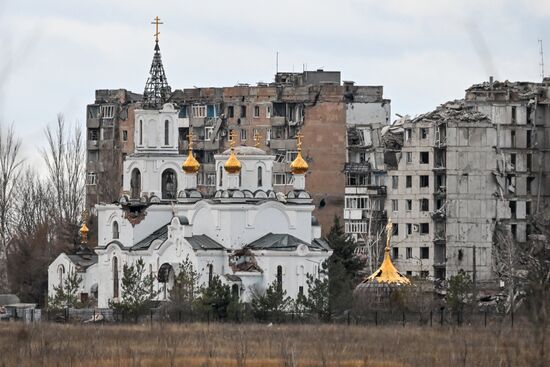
[1, 0, 549, 169]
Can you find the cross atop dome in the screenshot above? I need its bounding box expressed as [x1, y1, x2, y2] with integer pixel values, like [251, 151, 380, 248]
[143, 16, 171, 109]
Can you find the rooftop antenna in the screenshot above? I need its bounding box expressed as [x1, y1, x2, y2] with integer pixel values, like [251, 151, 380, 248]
[539, 39, 545, 79]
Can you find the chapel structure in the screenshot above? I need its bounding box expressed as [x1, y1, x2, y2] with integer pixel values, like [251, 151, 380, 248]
[48, 25, 332, 308]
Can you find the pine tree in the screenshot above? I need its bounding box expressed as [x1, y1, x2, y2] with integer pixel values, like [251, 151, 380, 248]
[251, 280, 292, 322]
[325, 216, 363, 316]
[48, 270, 82, 310]
[168, 256, 199, 315]
[111, 258, 159, 320]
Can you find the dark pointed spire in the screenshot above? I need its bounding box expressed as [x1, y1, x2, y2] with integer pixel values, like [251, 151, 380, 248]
[143, 17, 171, 109]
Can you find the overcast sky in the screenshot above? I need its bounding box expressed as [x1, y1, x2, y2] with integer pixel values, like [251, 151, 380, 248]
[1, 0, 549, 168]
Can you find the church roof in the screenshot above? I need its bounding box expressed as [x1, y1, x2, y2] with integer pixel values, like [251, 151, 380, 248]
[185, 235, 225, 250]
[130, 224, 225, 251]
[246, 233, 330, 252]
[131, 224, 169, 251]
[67, 254, 98, 271]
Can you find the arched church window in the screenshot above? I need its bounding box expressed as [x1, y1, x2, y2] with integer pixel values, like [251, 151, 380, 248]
[276, 265, 283, 292]
[112, 221, 119, 239]
[208, 264, 213, 286]
[57, 265, 65, 287]
[231, 284, 239, 299]
[131, 168, 141, 199]
[161, 169, 177, 199]
[139, 120, 143, 145]
[218, 166, 223, 187]
[113, 257, 119, 299]
[164, 120, 170, 145]
[257, 166, 263, 187]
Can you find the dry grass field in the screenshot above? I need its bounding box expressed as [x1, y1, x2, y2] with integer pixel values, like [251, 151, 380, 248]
[0, 322, 546, 367]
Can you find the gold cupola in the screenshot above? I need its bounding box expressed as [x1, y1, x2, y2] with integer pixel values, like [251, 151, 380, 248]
[80, 210, 90, 244]
[182, 132, 200, 174]
[364, 218, 411, 285]
[290, 132, 309, 175]
[224, 130, 242, 174]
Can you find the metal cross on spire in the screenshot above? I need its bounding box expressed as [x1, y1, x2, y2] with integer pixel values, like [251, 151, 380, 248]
[143, 16, 171, 109]
[296, 131, 304, 151]
[151, 16, 163, 43]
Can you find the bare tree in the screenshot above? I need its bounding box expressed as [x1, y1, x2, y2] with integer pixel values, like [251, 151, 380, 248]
[0, 122, 23, 292]
[41, 114, 85, 246]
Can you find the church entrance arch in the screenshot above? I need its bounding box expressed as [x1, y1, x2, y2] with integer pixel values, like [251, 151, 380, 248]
[161, 169, 177, 199]
[158, 263, 175, 299]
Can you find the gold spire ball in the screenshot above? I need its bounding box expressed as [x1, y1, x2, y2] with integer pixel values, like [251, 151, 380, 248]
[182, 132, 200, 173]
[224, 130, 242, 174]
[364, 218, 411, 285]
[290, 131, 309, 175]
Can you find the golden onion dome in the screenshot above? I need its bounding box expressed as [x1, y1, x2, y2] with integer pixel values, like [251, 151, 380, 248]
[182, 151, 200, 173]
[363, 218, 410, 285]
[290, 151, 308, 175]
[290, 132, 309, 175]
[182, 133, 200, 174]
[79, 223, 89, 235]
[224, 131, 242, 174]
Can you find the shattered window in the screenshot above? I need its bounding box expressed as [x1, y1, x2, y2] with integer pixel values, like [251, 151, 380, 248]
[406, 247, 412, 259]
[406, 152, 413, 163]
[420, 175, 429, 188]
[392, 199, 398, 212]
[420, 152, 429, 164]
[420, 128, 428, 139]
[420, 198, 429, 211]
[420, 247, 429, 259]
[406, 200, 412, 211]
[392, 176, 398, 189]
[88, 129, 99, 141]
[254, 105, 260, 118]
[420, 223, 430, 235]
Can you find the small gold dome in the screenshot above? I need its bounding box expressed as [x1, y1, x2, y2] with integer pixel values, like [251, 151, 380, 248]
[182, 152, 200, 173]
[79, 223, 89, 235]
[224, 131, 242, 174]
[290, 132, 308, 175]
[182, 133, 200, 174]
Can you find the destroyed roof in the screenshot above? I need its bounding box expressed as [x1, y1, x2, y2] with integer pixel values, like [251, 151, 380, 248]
[411, 100, 489, 125]
[246, 233, 331, 251]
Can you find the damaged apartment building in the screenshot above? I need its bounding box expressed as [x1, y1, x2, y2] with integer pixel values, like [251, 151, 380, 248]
[380, 78, 550, 282]
[85, 65, 391, 236]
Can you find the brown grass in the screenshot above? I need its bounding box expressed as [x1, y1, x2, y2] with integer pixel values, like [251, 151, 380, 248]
[0, 322, 546, 367]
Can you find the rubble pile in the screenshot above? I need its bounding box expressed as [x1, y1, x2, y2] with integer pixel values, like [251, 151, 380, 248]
[411, 100, 489, 124]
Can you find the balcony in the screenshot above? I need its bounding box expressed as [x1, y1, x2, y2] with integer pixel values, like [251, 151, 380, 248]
[344, 162, 371, 173]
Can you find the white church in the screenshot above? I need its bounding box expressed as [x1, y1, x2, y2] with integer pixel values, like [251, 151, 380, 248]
[48, 31, 332, 308]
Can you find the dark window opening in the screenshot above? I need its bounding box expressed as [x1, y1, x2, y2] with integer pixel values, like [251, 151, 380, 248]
[420, 247, 429, 259]
[113, 257, 119, 299]
[257, 166, 263, 187]
[406, 247, 412, 259]
[392, 223, 399, 236]
[276, 265, 283, 292]
[420, 151, 429, 164]
[228, 105, 234, 118]
[420, 198, 429, 212]
[420, 175, 429, 188]
[208, 264, 213, 286]
[161, 169, 177, 200]
[406, 176, 412, 188]
[420, 223, 430, 235]
[130, 168, 141, 199]
[112, 221, 119, 239]
[164, 120, 170, 145]
[240, 105, 247, 118]
[420, 128, 428, 139]
[392, 247, 399, 259]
